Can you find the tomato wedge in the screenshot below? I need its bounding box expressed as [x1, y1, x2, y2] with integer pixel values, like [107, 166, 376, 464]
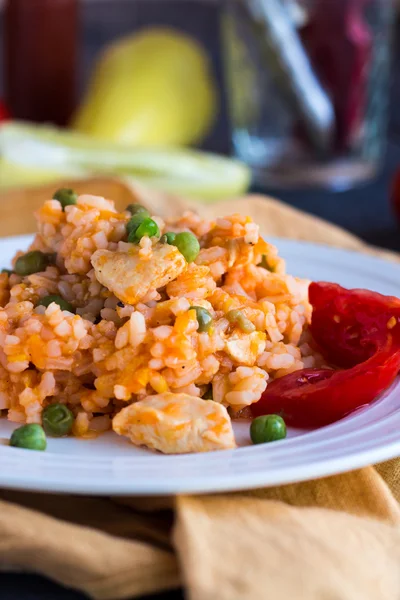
[309, 282, 400, 366]
[252, 282, 400, 427]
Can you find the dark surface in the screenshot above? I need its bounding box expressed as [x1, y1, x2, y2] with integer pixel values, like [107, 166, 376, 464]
[1, 574, 184, 600]
[2, 574, 90, 600]
[1, 1, 400, 599]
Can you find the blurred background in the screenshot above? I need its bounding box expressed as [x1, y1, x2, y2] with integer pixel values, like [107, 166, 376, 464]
[0, 1, 227, 146]
[0, 0, 230, 150]
[1, 0, 400, 244]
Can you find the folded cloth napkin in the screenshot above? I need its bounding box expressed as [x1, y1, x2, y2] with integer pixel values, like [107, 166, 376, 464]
[1, 178, 400, 600]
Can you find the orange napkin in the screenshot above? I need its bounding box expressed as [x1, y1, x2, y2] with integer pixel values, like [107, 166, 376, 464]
[0, 178, 399, 600]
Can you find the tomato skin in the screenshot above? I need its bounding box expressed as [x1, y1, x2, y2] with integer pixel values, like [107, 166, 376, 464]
[253, 345, 400, 427]
[252, 283, 400, 428]
[309, 282, 400, 367]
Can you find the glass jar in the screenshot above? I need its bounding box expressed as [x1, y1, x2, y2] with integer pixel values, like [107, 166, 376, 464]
[222, 0, 394, 190]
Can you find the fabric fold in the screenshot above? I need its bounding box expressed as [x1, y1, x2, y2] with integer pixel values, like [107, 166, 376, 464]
[173, 495, 400, 600]
[0, 498, 179, 599]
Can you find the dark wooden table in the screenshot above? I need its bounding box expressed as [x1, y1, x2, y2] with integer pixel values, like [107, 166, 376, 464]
[1, 1, 400, 598]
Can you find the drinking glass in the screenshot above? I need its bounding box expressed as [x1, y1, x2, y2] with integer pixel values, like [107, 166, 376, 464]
[222, 0, 394, 189]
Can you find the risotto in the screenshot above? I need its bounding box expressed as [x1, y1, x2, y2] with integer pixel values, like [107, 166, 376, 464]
[0, 191, 321, 453]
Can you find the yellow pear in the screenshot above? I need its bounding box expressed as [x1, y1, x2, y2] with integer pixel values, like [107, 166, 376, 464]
[72, 27, 218, 147]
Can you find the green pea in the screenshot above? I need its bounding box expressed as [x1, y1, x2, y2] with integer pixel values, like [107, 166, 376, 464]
[172, 232, 200, 263]
[160, 232, 177, 244]
[258, 254, 275, 272]
[125, 204, 150, 217]
[53, 188, 77, 210]
[250, 414, 287, 445]
[128, 217, 160, 243]
[37, 294, 74, 313]
[226, 309, 256, 333]
[15, 251, 49, 276]
[1, 268, 13, 275]
[126, 212, 147, 237]
[10, 424, 47, 451]
[190, 306, 213, 333]
[42, 403, 74, 437]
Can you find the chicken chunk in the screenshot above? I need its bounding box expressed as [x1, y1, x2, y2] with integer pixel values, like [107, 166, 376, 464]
[225, 330, 266, 366]
[91, 244, 186, 305]
[112, 392, 236, 453]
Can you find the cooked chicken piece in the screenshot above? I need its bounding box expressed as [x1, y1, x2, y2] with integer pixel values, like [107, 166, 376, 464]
[91, 244, 186, 305]
[225, 330, 266, 366]
[112, 392, 236, 453]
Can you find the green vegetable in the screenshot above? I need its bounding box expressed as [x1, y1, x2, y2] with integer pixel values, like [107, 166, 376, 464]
[190, 306, 213, 333]
[172, 232, 200, 263]
[10, 424, 47, 451]
[128, 217, 160, 243]
[37, 294, 74, 313]
[0, 122, 251, 200]
[42, 403, 74, 437]
[258, 254, 274, 272]
[226, 309, 256, 333]
[160, 232, 176, 244]
[250, 415, 287, 445]
[1, 268, 13, 275]
[0, 156, 73, 191]
[53, 187, 77, 210]
[126, 212, 147, 237]
[125, 204, 150, 218]
[15, 251, 49, 276]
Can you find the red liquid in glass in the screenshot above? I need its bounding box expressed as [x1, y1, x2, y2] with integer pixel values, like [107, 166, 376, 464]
[300, 0, 373, 150]
[4, 0, 78, 126]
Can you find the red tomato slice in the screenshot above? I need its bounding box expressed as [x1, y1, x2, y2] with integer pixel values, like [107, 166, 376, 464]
[252, 344, 400, 427]
[309, 282, 400, 367]
[252, 283, 400, 427]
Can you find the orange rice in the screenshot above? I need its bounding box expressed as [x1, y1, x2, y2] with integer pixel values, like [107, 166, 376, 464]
[0, 194, 321, 439]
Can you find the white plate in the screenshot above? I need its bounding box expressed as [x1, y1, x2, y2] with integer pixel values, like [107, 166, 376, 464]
[1, 235, 400, 496]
